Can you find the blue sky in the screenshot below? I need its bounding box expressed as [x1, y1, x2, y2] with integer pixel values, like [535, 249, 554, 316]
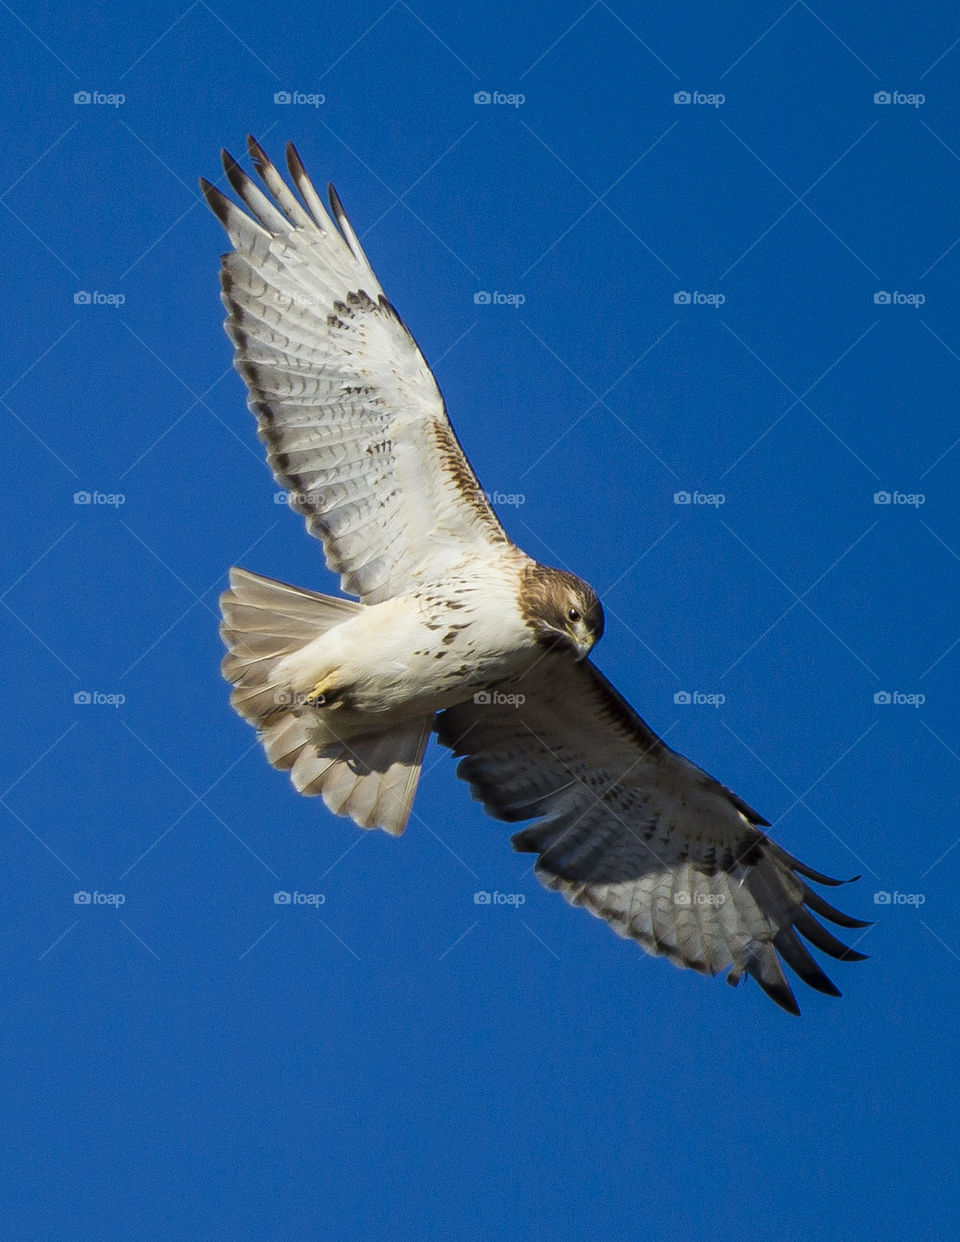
[4, 2, 960, 1238]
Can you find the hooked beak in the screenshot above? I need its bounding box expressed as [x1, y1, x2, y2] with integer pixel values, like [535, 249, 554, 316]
[574, 632, 597, 660]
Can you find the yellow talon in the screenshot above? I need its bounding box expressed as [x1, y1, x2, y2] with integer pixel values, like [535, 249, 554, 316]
[305, 675, 340, 707]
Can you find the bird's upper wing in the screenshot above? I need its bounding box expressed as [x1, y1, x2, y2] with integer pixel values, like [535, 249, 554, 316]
[201, 137, 510, 603]
[436, 655, 868, 1014]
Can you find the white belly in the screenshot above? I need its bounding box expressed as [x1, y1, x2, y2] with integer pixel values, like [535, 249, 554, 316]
[272, 580, 535, 725]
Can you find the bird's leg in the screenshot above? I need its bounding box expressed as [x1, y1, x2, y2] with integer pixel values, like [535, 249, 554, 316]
[304, 674, 345, 708]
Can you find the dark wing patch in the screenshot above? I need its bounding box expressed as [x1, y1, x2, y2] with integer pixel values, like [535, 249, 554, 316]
[436, 654, 868, 1015]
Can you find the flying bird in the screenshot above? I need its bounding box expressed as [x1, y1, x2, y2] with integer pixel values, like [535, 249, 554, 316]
[201, 137, 868, 1014]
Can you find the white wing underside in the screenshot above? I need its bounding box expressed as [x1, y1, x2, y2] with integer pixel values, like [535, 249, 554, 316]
[202, 138, 509, 604]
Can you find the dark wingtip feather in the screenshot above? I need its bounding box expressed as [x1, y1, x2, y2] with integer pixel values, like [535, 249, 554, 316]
[284, 142, 331, 229]
[758, 975, 802, 1016]
[221, 148, 255, 202]
[774, 929, 842, 998]
[803, 886, 872, 929]
[286, 141, 306, 179]
[794, 909, 870, 962]
[246, 133, 268, 168]
[775, 844, 861, 887]
[199, 177, 232, 228]
[327, 183, 352, 246]
[793, 861, 846, 887]
[746, 950, 802, 1016]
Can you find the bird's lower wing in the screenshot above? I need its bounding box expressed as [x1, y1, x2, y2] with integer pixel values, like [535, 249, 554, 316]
[436, 655, 868, 1014]
[202, 137, 510, 603]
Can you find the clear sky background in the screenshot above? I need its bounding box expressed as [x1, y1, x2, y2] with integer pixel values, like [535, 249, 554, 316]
[4, 3, 959, 1239]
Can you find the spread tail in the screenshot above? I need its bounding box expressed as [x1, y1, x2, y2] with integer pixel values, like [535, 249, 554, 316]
[266, 711, 432, 835]
[220, 567, 431, 834]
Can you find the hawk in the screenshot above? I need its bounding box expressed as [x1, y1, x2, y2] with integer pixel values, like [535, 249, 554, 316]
[201, 137, 868, 1014]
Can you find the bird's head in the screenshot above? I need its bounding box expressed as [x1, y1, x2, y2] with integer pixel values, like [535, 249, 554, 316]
[520, 564, 605, 659]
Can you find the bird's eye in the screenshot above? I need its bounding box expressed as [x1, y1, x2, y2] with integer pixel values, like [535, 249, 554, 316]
[568, 608, 582, 624]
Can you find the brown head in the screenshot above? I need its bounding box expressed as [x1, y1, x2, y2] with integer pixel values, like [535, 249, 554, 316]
[519, 563, 605, 658]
